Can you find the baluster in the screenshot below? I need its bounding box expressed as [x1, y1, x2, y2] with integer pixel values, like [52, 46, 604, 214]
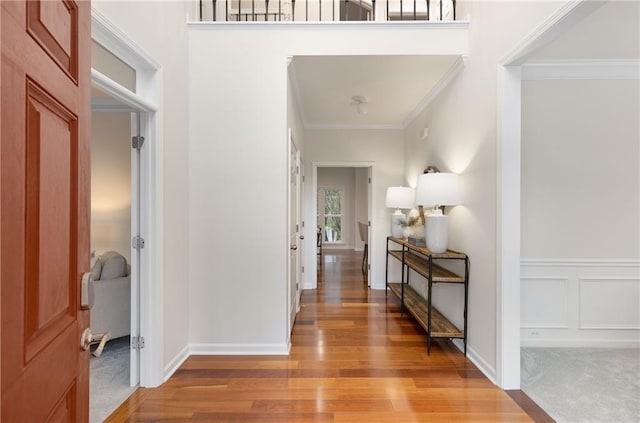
[305, 0, 308, 21]
[278, 0, 281, 20]
[332, 0, 335, 21]
[359, 0, 362, 20]
[386, 0, 388, 21]
[199, 0, 203, 20]
[452, 0, 455, 19]
[400, 0, 403, 20]
[292, 0, 296, 20]
[439, 0, 442, 20]
[252, 0, 255, 20]
[226, 0, 229, 20]
[238, 0, 241, 20]
[425, 0, 428, 20]
[212, 0, 217, 20]
[372, 0, 375, 20]
[413, 0, 415, 20]
[345, 0, 349, 20]
[266, 0, 270, 21]
[319, 0, 322, 21]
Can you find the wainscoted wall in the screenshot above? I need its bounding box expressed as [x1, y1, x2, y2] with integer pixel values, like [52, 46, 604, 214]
[521, 259, 640, 347]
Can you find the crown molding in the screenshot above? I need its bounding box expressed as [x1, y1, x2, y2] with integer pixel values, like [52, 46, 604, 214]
[287, 59, 309, 126]
[522, 59, 640, 80]
[402, 55, 465, 128]
[304, 123, 404, 130]
[500, 0, 606, 66]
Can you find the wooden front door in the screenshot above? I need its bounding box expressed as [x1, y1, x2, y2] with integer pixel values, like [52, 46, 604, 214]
[1, 1, 91, 421]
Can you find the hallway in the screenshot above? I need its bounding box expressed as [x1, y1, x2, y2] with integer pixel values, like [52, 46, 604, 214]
[107, 250, 537, 422]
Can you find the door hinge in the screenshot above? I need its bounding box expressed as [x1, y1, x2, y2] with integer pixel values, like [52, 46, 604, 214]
[296, 165, 299, 175]
[131, 336, 145, 349]
[368, 177, 371, 183]
[132, 236, 145, 250]
[302, 266, 305, 273]
[296, 224, 299, 232]
[132, 135, 145, 150]
[302, 175, 305, 183]
[368, 221, 371, 226]
[296, 283, 299, 290]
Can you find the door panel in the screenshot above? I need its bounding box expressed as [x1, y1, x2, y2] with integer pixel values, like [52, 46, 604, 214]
[1, 0, 91, 421]
[289, 137, 299, 334]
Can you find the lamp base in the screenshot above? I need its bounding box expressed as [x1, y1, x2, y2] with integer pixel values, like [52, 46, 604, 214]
[390, 212, 406, 238]
[426, 210, 448, 253]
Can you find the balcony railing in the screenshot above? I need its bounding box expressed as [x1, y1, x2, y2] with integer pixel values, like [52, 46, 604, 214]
[198, 0, 456, 22]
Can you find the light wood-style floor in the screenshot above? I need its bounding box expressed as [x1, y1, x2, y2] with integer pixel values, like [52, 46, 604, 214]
[106, 250, 541, 422]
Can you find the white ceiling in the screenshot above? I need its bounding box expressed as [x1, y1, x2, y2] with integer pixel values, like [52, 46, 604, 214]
[289, 55, 462, 129]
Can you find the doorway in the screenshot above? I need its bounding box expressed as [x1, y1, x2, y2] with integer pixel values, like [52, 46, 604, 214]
[313, 164, 373, 288]
[89, 104, 140, 422]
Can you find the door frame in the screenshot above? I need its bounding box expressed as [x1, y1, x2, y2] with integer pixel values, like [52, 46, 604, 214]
[91, 10, 164, 388]
[496, 0, 602, 389]
[309, 162, 375, 290]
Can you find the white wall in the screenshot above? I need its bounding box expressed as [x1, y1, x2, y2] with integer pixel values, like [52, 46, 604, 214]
[91, 112, 132, 262]
[522, 79, 639, 260]
[403, 0, 564, 379]
[520, 78, 639, 347]
[92, 0, 191, 371]
[305, 129, 405, 289]
[318, 167, 356, 248]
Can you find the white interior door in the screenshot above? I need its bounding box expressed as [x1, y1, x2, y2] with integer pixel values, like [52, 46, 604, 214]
[288, 131, 300, 335]
[297, 156, 304, 310]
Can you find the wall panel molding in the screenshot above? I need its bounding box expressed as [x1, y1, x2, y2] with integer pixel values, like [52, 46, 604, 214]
[521, 259, 640, 347]
[578, 277, 640, 330]
[521, 276, 569, 329]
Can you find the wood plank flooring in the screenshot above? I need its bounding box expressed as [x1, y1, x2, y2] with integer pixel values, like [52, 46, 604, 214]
[106, 250, 541, 422]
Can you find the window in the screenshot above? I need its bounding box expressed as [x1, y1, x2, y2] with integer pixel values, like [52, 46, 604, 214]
[318, 187, 344, 243]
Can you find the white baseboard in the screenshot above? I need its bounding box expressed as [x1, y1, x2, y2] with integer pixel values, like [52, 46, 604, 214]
[452, 339, 497, 385]
[521, 338, 640, 348]
[189, 342, 290, 355]
[322, 244, 354, 250]
[163, 344, 190, 382]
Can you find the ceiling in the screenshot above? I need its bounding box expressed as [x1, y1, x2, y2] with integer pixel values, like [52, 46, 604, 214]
[289, 55, 462, 129]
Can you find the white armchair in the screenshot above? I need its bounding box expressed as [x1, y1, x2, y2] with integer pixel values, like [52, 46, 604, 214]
[90, 251, 131, 340]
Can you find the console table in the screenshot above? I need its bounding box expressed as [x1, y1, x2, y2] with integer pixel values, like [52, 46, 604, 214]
[385, 236, 469, 355]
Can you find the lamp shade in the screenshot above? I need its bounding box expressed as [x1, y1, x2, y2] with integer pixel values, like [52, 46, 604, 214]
[385, 187, 415, 209]
[415, 172, 460, 208]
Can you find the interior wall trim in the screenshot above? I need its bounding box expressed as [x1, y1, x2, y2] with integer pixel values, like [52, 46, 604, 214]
[521, 258, 640, 267]
[521, 260, 640, 347]
[522, 59, 640, 80]
[189, 343, 290, 355]
[402, 55, 466, 128]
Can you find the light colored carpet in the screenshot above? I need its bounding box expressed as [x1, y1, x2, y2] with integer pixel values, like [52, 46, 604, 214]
[521, 347, 640, 423]
[90, 336, 137, 423]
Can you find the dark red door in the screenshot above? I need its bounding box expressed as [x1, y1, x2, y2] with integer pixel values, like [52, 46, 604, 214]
[1, 0, 91, 421]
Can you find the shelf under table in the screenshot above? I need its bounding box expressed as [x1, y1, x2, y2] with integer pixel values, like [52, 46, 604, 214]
[388, 282, 463, 339]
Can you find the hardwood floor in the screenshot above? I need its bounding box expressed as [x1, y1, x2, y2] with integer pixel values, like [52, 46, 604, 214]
[107, 250, 538, 422]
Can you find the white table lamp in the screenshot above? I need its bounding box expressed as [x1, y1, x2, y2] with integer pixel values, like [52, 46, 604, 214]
[415, 172, 460, 253]
[385, 187, 415, 238]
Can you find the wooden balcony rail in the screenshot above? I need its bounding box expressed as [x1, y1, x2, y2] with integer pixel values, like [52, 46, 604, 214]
[199, 0, 456, 22]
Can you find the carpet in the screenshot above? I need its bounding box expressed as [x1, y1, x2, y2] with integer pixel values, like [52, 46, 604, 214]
[90, 336, 137, 423]
[521, 347, 640, 423]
